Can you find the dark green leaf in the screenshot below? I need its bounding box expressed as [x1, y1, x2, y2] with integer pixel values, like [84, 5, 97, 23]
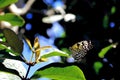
[1, 28, 23, 56]
[0, 51, 24, 62]
[41, 50, 69, 58]
[0, 13, 25, 26]
[32, 65, 86, 80]
[103, 14, 109, 29]
[0, 43, 19, 55]
[0, 0, 18, 8]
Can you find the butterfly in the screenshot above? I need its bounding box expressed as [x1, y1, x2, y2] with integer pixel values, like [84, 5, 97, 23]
[69, 40, 93, 62]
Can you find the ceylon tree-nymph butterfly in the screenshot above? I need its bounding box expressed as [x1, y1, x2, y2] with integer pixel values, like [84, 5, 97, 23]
[69, 40, 93, 62]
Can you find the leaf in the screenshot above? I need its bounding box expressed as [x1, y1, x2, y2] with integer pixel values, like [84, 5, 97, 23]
[1, 28, 23, 56]
[41, 50, 69, 58]
[111, 6, 116, 14]
[98, 43, 118, 58]
[0, 13, 25, 26]
[0, 44, 15, 53]
[93, 61, 103, 75]
[31, 65, 86, 80]
[103, 14, 109, 29]
[0, 44, 25, 62]
[2, 59, 27, 77]
[0, 50, 24, 62]
[0, 63, 20, 78]
[34, 37, 41, 62]
[0, 0, 18, 8]
[34, 37, 40, 50]
[0, 44, 6, 50]
[25, 37, 33, 50]
[0, 72, 21, 80]
[0, 43, 19, 55]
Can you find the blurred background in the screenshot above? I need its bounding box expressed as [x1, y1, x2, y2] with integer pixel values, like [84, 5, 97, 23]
[15, 0, 120, 80]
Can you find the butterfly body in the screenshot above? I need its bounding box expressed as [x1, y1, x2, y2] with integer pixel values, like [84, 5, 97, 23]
[69, 40, 93, 62]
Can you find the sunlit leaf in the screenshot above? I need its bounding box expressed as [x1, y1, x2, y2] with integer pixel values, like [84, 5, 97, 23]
[0, 13, 25, 26]
[31, 65, 86, 80]
[39, 58, 47, 62]
[25, 37, 33, 50]
[34, 37, 41, 62]
[0, 44, 6, 50]
[41, 50, 69, 58]
[0, 72, 21, 80]
[98, 43, 118, 58]
[61, 48, 71, 54]
[111, 6, 116, 14]
[2, 59, 26, 77]
[0, 28, 23, 56]
[0, 63, 20, 78]
[40, 46, 52, 50]
[24, 37, 52, 63]
[34, 37, 40, 50]
[93, 61, 103, 75]
[0, 0, 18, 8]
[0, 33, 4, 37]
[0, 43, 19, 56]
[0, 44, 25, 62]
[35, 50, 41, 63]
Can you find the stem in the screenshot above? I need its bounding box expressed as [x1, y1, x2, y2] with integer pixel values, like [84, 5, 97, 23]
[25, 65, 31, 79]
[30, 52, 34, 62]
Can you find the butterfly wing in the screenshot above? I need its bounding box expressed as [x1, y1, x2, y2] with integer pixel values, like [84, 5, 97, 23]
[69, 40, 93, 62]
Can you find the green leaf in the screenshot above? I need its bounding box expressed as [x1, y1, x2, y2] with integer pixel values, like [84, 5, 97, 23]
[0, 0, 18, 8]
[103, 14, 109, 29]
[98, 43, 118, 58]
[0, 44, 6, 50]
[0, 28, 23, 56]
[0, 51, 24, 62]
[41, 50, 69, 58]
[93, 61, 103, 75]
[32, 65, 86, 80]
[0, 13, 25, 26]
[0, 44, 25, 62]
[111, 6, 116, 14]
[0, 43, 17, 54]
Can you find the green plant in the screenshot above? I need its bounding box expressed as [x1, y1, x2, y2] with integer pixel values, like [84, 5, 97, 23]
[0, 0, 86, 80]
[0, 28, 86, 80]
[0, 0, 25, 27]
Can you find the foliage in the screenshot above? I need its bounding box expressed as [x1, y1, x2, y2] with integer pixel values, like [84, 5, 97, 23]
[32, 65, 86, 80]
[98, 43, 118, 58]
[0, 0, 87, 80]
[0, 28, 86, 80]
[0, 13, 25, 26]
[0, 0, 18, 8]
[0, 0, 25, 27]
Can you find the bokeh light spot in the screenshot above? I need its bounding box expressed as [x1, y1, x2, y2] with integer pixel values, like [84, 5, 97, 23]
[110, 22, 115, 28]
[26, 13, 33, 19]
[25, 23, 32, 31]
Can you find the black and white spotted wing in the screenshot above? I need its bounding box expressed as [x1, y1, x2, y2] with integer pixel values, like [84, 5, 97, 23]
[69, 40, 93, 62]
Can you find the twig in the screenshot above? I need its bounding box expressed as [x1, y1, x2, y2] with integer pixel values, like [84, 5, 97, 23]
[25, 65, 31, 79]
